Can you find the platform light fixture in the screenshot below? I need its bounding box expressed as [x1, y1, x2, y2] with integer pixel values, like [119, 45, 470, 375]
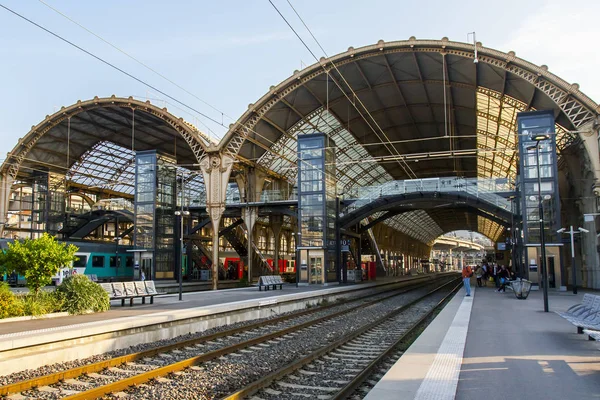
[527, 138, 550, 312]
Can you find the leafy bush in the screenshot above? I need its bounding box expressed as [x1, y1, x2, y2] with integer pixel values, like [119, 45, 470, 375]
[0, 282, 23, 319]
[56, 275, 110, 315]
[20, 290, 65, 316]
[237, 276, 250, 287]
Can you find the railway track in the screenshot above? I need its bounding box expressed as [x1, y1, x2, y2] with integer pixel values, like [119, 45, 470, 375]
[0, 275, 454, 399]
[224, 279, 460, 400]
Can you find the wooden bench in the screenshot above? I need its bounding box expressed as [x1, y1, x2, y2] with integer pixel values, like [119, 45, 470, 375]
[258, 275, 284, 291]
[99, 280, 165, 306]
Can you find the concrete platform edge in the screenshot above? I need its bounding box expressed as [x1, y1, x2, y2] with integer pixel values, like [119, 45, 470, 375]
[365, 286, 472, 400]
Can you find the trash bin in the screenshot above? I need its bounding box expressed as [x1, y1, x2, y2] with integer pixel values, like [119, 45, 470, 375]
[510, 278, 532, 300]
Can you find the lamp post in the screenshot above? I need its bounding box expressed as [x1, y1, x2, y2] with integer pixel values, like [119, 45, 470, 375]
[114, 215, 120, 280]
[557, 226, 588, 294]
[527, 133, 550, 312]
[175, 171, 190, 302]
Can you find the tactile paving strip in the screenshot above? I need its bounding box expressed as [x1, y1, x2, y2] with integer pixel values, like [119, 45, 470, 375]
[413, 289, 474, 400]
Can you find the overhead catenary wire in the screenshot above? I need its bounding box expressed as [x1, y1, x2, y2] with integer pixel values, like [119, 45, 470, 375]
[1, 2, 298, 170]
[36, 0, 233, 122]
[278, 0, 417, 179]
[0, 3, 227, 133]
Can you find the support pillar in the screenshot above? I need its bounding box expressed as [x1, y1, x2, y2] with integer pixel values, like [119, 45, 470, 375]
[0, 173, 14, 238]
[200, 153, 234, 290]
[270, 215, 283, 275]
[243, 207, 258, 280]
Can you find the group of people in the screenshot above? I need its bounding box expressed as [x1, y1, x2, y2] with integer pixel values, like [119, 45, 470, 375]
[462, 262, 516, 296]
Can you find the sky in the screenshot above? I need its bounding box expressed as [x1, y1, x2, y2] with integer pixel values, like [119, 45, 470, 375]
[1, 0, 599, 161]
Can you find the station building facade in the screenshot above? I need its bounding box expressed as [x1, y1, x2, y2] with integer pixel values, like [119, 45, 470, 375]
[2, 39, 600, 290]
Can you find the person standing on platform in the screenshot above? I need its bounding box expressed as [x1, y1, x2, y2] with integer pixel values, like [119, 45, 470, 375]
[497, 265, 509, 292]
[475, 265, 483, 287]
[481, 263, 488, 286]
[492, 263, 499, 288]
[462, 265, 473, 296]
[140, 269, 146, 281]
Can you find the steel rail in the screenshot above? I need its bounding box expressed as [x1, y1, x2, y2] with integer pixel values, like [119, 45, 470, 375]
[56, 276, 452, 399]
[330, 282, 461, 400]
[220, 278, 461, 400]
[0, 275, 440, 397]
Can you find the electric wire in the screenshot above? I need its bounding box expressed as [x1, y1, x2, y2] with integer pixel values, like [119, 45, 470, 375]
[0, 3, 226, 133]
[0, 3, 291, 172]
[279, 0, 417, 179]
[36, 0, 232, 125]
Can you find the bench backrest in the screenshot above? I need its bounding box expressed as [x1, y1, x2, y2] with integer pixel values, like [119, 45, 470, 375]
[112, 282, 126, 297]
[100, 283, 114, 297]
[582, 294, 594, 307]
[134, 281, 148, 296]
[145, 280, 158, 295]
[124, 282, 136, 297]
[589, 296, 600, 312]
[260, 275, 283, 285]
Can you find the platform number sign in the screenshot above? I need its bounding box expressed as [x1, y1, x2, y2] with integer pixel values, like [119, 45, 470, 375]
[341, 239, 351, 253]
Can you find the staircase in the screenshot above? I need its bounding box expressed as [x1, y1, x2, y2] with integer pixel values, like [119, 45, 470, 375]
[220, 219, 272, 277]
[360, 228, 386, 277]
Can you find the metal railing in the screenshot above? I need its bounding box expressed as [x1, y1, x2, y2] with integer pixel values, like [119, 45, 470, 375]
[92, 198, 134, 212]
[343, 177, 514, 214]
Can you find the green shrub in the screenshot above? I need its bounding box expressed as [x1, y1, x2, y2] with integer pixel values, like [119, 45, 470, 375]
[20, 290, 65, 316]
[281, 273, 296, 283]
[56, 275, 110, 315]
[0, 282, 24, 319]
[237, 276, 250, 287]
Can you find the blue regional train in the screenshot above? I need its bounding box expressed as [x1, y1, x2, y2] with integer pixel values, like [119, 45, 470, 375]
[0, 239, 133, 286]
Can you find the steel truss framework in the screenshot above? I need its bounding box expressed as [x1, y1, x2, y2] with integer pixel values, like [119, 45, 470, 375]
[218, 39, 599, 244]
[1, 40, 599, 251]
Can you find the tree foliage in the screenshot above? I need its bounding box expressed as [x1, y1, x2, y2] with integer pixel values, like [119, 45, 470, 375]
[0, 234, 78, 293]
[56, 275, 110, 314]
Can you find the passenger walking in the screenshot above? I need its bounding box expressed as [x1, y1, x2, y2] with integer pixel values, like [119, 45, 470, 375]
[481, 264, 487, 286]
[497, 265, 509, 292]
[140, 269, 146, 281]
[492, 263, 499, 288]
[475, 265, 483, 287]
[462, 265, 473, 296]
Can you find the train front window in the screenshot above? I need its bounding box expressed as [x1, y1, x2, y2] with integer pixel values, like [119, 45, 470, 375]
[92, 256, 104, 268]
[73, 255, 87, 269]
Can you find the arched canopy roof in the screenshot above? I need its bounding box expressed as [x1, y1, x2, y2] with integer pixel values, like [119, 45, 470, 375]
[1, 96, 211, 184]
[219, 38, 599, 243]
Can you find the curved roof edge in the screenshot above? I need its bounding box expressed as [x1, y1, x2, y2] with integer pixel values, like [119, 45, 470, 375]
[218, 37, 600, 154]
[1, 95, 210, 179]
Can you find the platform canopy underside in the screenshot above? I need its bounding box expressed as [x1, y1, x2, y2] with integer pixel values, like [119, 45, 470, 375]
[1, 97, 210, 196]
[219, 39, 600, 243]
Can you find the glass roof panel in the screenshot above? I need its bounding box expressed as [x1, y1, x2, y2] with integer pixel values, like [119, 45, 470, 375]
[476, 87, 569, 180]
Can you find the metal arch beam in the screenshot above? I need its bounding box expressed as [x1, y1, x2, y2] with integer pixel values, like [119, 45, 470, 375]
[219, 39, 598, 159]
[413, 52, 440, 136]
[339, 191, 513, 229]
[441, 52, 464, 174]
[2, 97, 209, 180]
[489, 68, 508, 177]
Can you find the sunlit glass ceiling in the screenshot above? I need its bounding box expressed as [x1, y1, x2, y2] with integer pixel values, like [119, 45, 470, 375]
[258, 108, 391, 193]
[475, 87, 568, 180]
[68, 141, 136, 194]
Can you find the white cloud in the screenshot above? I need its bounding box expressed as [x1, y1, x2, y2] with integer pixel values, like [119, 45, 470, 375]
[501, 0, 600, 104]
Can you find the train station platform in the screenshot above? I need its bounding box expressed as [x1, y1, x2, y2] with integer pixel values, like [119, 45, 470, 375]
[366, 284, 600, 400]
[0, 273, 445, 376]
